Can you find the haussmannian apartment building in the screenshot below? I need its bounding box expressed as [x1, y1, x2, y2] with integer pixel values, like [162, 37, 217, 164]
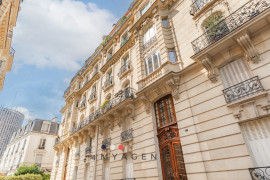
[0, 119, 60, 176]
[0, 0, 22, 91]
[51, 0, 270, 179]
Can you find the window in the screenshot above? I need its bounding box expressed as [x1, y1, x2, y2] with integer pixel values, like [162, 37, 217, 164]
[39, 139, 46, 149]
[35, 154, 43, 165]
[121, 33, 129, 46]
[168, 49, 177, 63]
[145, 51, 161, 76]
[41, 122, 50, 133]
[76, 101, 79, 108]
[154, 95, 176, 128]
[79, 82, 82, 89]
[16, 143, 20, 153]
[141, 2, 150, 16]
[0, 60, 3, 68]
[143, 25, 156, 44]
[93, 65, 98, 75]
[162, 18, 169, 27]
[22, 139, 26, 150]
[219, 59, 252, 88]
[87, 136, 92, 148]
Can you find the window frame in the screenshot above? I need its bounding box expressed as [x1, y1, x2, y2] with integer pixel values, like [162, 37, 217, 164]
[168, 49, 177, 63]
[145, 50, 161, 76]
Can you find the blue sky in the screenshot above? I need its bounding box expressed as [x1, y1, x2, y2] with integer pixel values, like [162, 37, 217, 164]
[0, 0, 133, 123]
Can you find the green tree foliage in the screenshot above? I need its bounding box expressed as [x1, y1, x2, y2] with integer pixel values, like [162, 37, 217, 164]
[13, 165, 50, 180]
[0, 174, 42, 180]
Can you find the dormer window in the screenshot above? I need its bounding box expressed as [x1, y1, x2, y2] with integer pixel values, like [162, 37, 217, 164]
[41, 122, 51, 133]
[141, 2, 150, 16]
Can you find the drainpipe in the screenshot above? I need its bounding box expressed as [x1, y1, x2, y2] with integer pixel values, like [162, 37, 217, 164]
[93, 125, 99, 179]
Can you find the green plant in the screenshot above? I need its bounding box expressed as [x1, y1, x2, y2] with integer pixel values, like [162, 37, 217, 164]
[101, 100, 109, 109]
[13, 165, 50, 180]
[0, 174, 42, 180]
[204, 13, 223, 35]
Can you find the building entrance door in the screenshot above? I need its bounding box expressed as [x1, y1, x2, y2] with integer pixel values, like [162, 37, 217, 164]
[154, 95, 187, 180]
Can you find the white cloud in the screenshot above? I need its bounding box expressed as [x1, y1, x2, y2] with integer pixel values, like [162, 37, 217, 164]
[13, 106, 33, 121]
[13, 0, 117, 71]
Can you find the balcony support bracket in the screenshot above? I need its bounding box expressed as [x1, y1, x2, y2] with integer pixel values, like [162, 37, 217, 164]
[200, 56, 218, 83]
[140, 95, 151, 114]
[236, 33, 260, 64]
[166, 75, 181, 100]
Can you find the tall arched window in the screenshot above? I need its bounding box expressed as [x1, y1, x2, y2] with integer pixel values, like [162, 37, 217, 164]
[154, 94, 176, 128]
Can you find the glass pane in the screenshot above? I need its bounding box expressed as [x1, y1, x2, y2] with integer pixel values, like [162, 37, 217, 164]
[162, 19, 169, 27]
[169, 50, 177, 63]
[166, 98, 174, 123]
[148, 57, 153, 74]
[161, 145, 174, 180]
[154, 103, 160, 128]
[150, 26, 155, 38]
[159, 100, 166, 126]
[173, 143, 187, 180]
[145, 61, 149, 76]
[153, 53, 159, 70]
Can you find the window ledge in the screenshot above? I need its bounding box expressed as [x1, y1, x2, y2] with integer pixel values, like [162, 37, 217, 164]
[103, 83, 114, 92]
[119, 66, 133, 80]
[227, 91, 268, 108]
[88, 97, 97, 104]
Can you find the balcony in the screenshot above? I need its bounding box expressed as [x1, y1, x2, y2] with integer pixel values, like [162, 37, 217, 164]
[249, 166, 270, 180]
[85, 147, 92, 156]
[118, 61, 131, 77]
[102, 138, 111, 150]
[103, 77, 113, 90]
[80, 100, 86, 109]
[190, 0, 212, 16]
[9, 47, 15, 57]
[121, 128, 133, 142]
[191, 0, 270, 55]
[38, 146, 45, 150]
[71, 88, 135, 134]
[106, 54, 113, 62]
[223, 76, 264, 103]
[143, 36, 157, 51]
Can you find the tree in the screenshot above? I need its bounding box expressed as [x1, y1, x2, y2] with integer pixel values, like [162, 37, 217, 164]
[14, 165, 50, 180]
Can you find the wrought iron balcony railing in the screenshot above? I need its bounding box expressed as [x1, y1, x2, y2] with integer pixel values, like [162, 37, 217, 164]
[121, 128, 133, 142]
[191, 0, 270, 54]
[107, 54, 113, 62]
[38, 146, 45, 150]
[103, 77, 113, 89]
[121, 178, 136, 180]
[249, 166, 270, 180]
[71, 88, 135, 134]
[9, 47, 15, 56]
[222, 76, 264, 103]
[190, 0, 212, 16]
[143, 35, 157, 51]
[102, 138, 111, 149]
[118, 61, 131, 77]
[85, 147, 92, 156]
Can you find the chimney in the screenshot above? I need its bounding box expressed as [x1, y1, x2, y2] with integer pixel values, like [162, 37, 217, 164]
[52, 117, 57, 122]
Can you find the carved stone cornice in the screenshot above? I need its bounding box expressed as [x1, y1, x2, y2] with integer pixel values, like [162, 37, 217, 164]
[200, 55, 218, 83]
[236, 33, 260, 64]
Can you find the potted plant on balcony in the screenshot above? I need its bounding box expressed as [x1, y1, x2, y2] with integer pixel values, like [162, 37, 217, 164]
[115, 89, 123, 97]
[204, 13, 229, 43]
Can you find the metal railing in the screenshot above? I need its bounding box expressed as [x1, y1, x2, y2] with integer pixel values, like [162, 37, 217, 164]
[9, 47, 15, 56]
[222, 76, 264, 103]
[190, 0, 212, 15]
[143, 35, 157, 51]
[71, 88, 135, 134]
[107, 54, 113, 62]
[121, 128, 133, 142]
[103, 77, 113, 89]
[191, 0, 270, 54]
[249, 166, 270, 180]
[118, 61, 130, 77]
[85, 147, 92, 155]
[102, 138, 111, 149]
[38, 146, 45, 150]
[80, 100, 86, 108]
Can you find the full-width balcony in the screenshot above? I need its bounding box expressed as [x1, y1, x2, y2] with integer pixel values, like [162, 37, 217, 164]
[222, 76, 264, 103]
[249, 166, 270, 180]
[71, 88, 135, 134]
[191, 0, 270, 58]
[118, 61, 131, 77]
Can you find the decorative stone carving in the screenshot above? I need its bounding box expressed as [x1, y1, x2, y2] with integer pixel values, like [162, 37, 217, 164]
[166, 75, 181, 100]
[236, 33, 260, 64]
[126, 104, 135, 121]
[140, 95, 151, 114]
[140, 18, 150, 31]
[200, 56, 218, 83]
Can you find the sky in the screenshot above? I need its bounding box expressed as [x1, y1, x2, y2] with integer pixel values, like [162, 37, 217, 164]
[0, 0, 133, 123]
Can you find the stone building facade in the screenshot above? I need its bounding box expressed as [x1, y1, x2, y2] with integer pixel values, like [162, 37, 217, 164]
[52, 0, 270, 179]
[0, 119, 60, 175]
[0, 0, 22, 91]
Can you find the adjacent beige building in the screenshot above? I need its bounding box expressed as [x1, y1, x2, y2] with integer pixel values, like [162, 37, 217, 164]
[52, 0, 270, 179]
[0, 119, 60, 176]
[0, 0, 22, 91]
